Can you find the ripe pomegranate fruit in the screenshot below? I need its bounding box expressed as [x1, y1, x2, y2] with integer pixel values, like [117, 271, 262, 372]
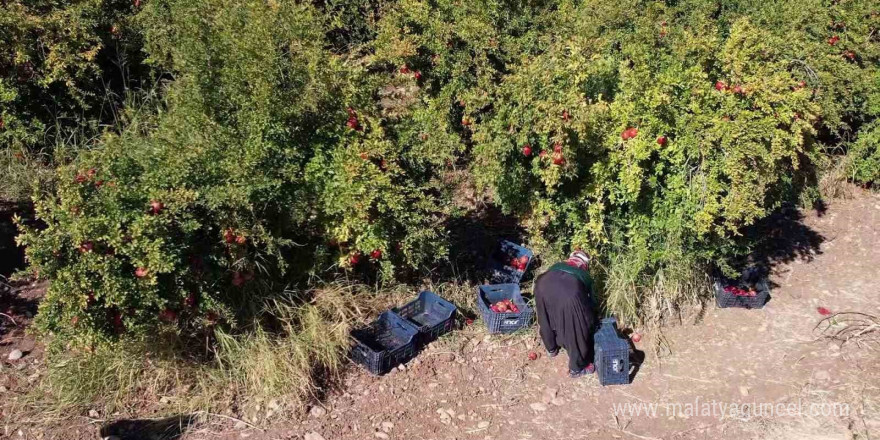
[159, 308, 178, 323]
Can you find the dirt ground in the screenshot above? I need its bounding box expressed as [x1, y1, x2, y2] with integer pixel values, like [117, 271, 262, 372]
[2, 189, 879, 440]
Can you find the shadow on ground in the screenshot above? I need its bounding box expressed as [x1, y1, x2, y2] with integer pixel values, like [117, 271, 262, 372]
[439, 204, 526, 284]
[0, 201, 31, 279]
[100, 415, 196, 440]
[733, 203, 826, 287]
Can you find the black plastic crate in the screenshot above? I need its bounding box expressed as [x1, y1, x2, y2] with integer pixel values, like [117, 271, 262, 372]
[394, 290, 457, 342]
[477, 284, 534, 334]
[350, 311, 420, 375]
[488, 240, 534, 284]
[594, 317, 630, 386]
[714, 267, 770, 309]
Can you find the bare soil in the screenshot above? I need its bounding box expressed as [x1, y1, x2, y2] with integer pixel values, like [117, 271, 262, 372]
[2, 189, 879, 440]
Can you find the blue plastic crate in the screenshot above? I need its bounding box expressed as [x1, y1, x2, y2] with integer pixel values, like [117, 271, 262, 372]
[594, 317, 630, 386]
[351, 311, 420, 375]
[477, 284, 534, 334]
[489, 240, 534, 284]
[394, 290, 457, 342]
[713, 267, 770, 309]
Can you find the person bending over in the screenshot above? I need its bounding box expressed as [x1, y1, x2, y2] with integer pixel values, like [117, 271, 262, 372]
[534, 250, 598, 378]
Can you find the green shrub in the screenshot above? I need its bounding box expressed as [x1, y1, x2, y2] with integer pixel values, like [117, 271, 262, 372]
[17, 0, 880, 344]
[0, 0, 148, 199]
[849, 120, 880, 184]
[17, 0, 459, 345]
[370, 0, 879, 321]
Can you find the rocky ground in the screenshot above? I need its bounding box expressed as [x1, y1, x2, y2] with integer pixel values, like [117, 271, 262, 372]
[2, 189, 879, 440]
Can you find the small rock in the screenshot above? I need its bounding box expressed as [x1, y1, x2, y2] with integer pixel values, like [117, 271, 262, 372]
[234, 421, 248, 430]
[445, 353, 456, 362]
[381, 421, 394, 432]
[530, 402, 548, 412]
[457, 414, 466, 421]
[309, 406, 327, 418]
[550, 397, 565, 406]
[398, 364, 406, 372]
[428, 382, 440, 389]
[541, 388, 558, 404]
[304, 433, 325, 440]
[88, 409, 100, 419]
[739, 386, 750, 397]
[477, 421, 490, 429]
[7, 350, 23, 361]
[814, 370, 831, 382]
[0, 386, 7, 393]
[374, 432, 389, 439]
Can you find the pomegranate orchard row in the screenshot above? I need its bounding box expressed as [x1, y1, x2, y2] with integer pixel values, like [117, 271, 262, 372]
[13, 0, 878, 344]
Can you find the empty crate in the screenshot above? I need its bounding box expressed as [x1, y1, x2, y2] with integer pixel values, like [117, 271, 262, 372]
[594, 317, 630, 386]
[488, 240, 534, 284]
[351, 311, 420, 375]
[477, 283, 534, 334]
[395, 290, 457, 342]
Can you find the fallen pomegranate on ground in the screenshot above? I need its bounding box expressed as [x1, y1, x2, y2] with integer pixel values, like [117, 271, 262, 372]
[631, 332, 642, 343]
[528, 351, 538, 361]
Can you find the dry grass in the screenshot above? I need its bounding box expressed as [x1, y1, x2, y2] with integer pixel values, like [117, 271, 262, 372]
[14, 282, 417, 425]
[596, 246, 711, 330]
[819, 155, 856, 200]
[0, 149, 53, 202]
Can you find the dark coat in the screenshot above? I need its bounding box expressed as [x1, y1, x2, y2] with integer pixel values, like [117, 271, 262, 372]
[534, 263, 598, 371]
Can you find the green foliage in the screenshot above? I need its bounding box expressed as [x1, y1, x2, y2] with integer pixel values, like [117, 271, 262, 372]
[17, 0, 455, 344]
[849, 120, 880, 184]
[370, 0, 879, 318]
[15, 0, 880, 342]
[0, 0, 147, 199]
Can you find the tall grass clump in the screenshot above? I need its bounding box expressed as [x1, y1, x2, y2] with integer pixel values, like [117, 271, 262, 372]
[23, 283, 384, 420]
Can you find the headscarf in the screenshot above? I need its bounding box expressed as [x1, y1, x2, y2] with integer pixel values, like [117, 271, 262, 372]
[566, 250, 590, 270]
